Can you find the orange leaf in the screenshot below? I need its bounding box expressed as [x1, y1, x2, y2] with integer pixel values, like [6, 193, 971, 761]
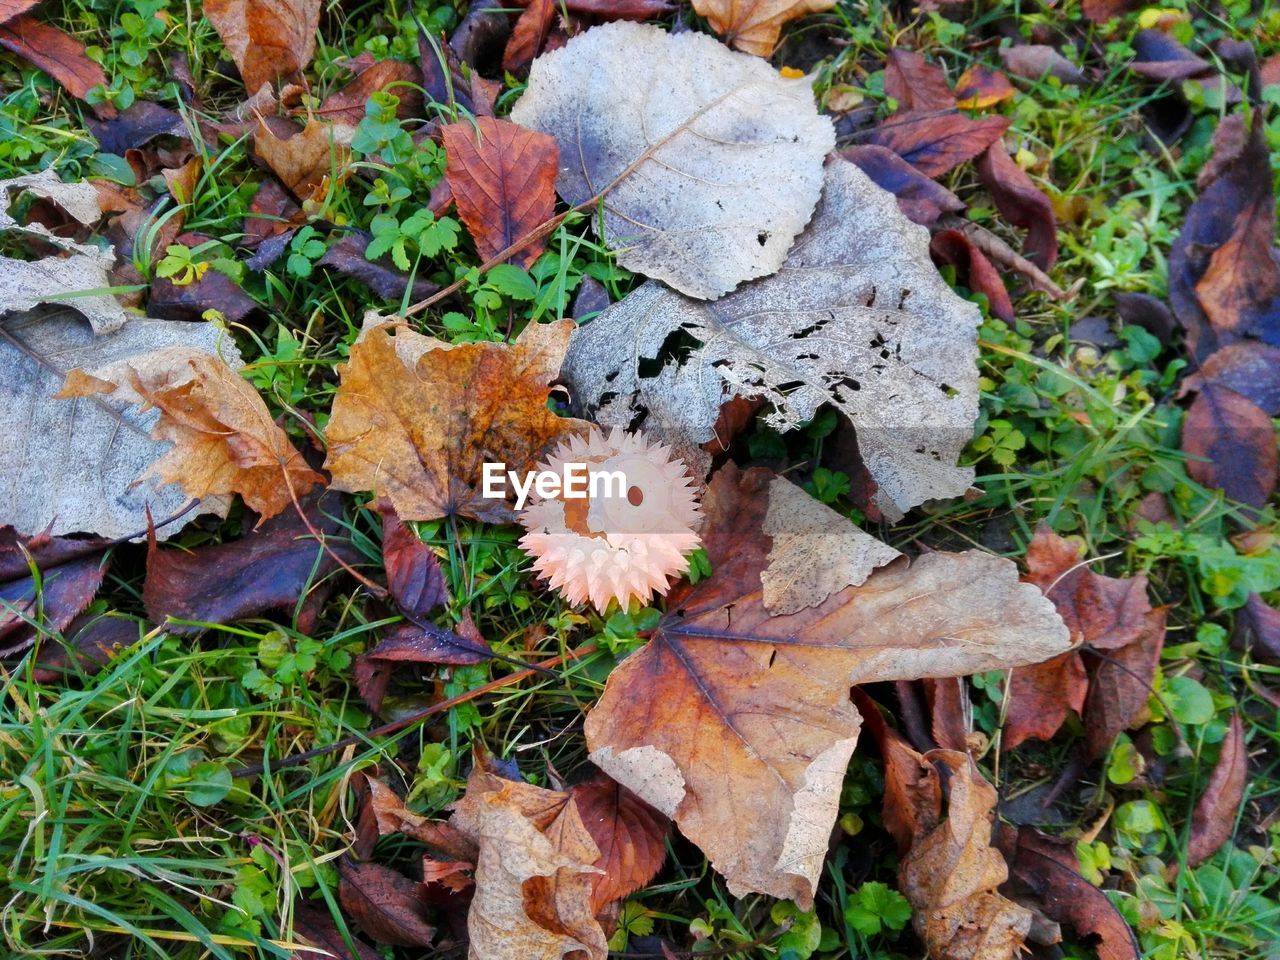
[253, 119, 352, 205]
[442, 117, 559, 270]
[503, 0, 556, 72]
[691, 0, 836, 57]
[571, 771, 670, 911]
[203, 0, 320, 94]
[0, 15, 111, 109]
[57, 348, 323, 522]
[954, 64, 1015, 109]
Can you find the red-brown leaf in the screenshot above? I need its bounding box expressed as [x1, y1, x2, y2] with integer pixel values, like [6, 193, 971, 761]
[0, 554, 106, 655]
[0, 15, 113, 110]
[1182, 383, 1278, 507]
[1082, 608, 1167, 760]
[840, 146, 965, 227]
[0, 0, 41, 25]
[870, 112, 1010, 178]
[337, 859, 436, 948]
[292, 901, 383, 960]
[853, 688, 941, 854]
[977, 144, 1058, 270]
[442, 116, 559, 269]
[314, 59, 423, 124]
[379, 500, 447, 617]
[503, 0, 556, 72]
[1188, 712, 1248, 866]
[884, 49, 954, 112]
[571, 770, 671, 911]
[929, 227, 1015, 322]
[1234, 593, 1280, 665]
[30, 613, 137, 683]
[364, 621, 491, 666]
[553, 0, 676, 18]
[1002, 651, 1088, 751]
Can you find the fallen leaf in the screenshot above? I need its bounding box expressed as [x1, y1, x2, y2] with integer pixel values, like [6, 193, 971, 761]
[1003, 653, 1089, 750]
[869, 112, 1010, 178]
[549, 0, 675, 18]
[1081, 0, 1135, 21]
[999, 826, 1140, 960]
[325, 320, 592, 523]
[0, 0, 40, 23]
[563, 162, 983, 521]
[253, 119, 352, 205]
[1188, 712, 1247, 866]
[242, 178, 301, 250]
[926, 676, 974, 754]
[854, 689, 941, 854]
[885, 49, 955, 112]
[691, 0, 835, 58]
[86, 101, 186, 154]
[1082, 608, 1167, 760]
[450, 761, 607, 960]
[1129, 29, 1211, 81]
[0, 548, 106, 656]
[363, 620, 492, 666]
[998, 45, 1087, 86]
[441, 117, 559, 269]
[338, 859, 436, 948]
[840, 145, 965, 227]
[292, 901, 383, 960]
[0, 15, 112, 110]
[59, 348, 323, 522]
[954, 65, 1015, 109]
[503, 0, 555, 71]
[570, 770, 670, 911]
[1234, 593, 1280, 665]
[1, 309, 238, 539]
[316, 232, 439, 302]
[148, 266, 260, 324]
[29, 612, 138, 683]
[1181, 383, 1277, 507]
[204, 0, 321, 94]
[314, 59, 422, 124]
[143, 488, 357, 633]
[510, 22, 834, 299]
[761, 475, 901, 615]
[900, 751, 1033, 960]
[929, 227, 1015, 323]
[1181, 342, 1280, 415]
[379, 500, 447, 616]
[585, 465, 1070, 904]
[976, 144, 1058, 270]
[1169, 113, 1280, 360]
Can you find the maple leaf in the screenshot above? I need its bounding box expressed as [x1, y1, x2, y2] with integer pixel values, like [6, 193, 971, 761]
[563, 161, 983, 520]
[324, 321, 592, 523]
[584, 465, 1071, 905]
[450, 761, 607, 960]
[203, 0, 321, 95]
[510, 22, 834, 300]
[441, 117, 559, 269]
[58, 347, 323, 523]
[691, 0, 835, 58]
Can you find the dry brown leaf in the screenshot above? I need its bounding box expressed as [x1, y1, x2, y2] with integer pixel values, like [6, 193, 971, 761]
[337, 859, 436, 948]
[450, 763, 607, 960]
[585, 465, 1071, 905]
[313, 59, 422, 124]
[761, 475, 901, 614]
[1187, 711, 1247, 866]
[204, 0, 320, 94]
[570, 770, 670, 911]
[324, 321, 592, 523]
[441, 117, 559, 269]
[0, 15, 112, 110]
[253, 119, 352, 205]
[58, 347, 323, 522]
[510, 22, 834, 300]
[900, 751, 1033, 960]
[691, 0, 835, 57]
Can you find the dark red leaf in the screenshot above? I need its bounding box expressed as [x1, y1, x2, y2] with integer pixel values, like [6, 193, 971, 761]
[929, 227, 1015, 322]
[317, 232, 440, 302]
[1182, 342, 1280, 416]
[869, 112, 1010, 178]
[86, 101, 185, 154]
[1181, 383, 1278, 506]
[571, 770, 670, 911]
[147, 247, 259, 325]
[0, 554, 106, 655]
[977, 144, 1058, 270]
[379, 500, 447, 616]
[292, 902, 383, 960]
[1002, 652, 1088, 751]
[1234, 593, 1280, 665]
[1188, 712, 1247, 866]
[365, 621, 491, 666]
[353, 655, 393, 714]
[884, 49, 954, 112]
[143, 488, 358, 634]
[1081, 0, 1135, 21]
[337, 859, 436, 948]
[242, 174, 302, 249]
[840, 146, 965, 227]
[1082, 608, 1166, 760]
[30, 613, 138, 683]
[0, 15, 114, 114]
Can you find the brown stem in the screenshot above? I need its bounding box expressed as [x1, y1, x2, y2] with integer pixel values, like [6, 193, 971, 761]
[280, 467, 388, 600]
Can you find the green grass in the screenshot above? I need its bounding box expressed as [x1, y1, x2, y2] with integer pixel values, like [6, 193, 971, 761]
[2, 0, 1280, 956]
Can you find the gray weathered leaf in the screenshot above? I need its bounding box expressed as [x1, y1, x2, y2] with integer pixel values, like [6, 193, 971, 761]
[509, 22, 834, 300]
[563, 160, 982, 521]
[762, 475, 901, 614]
[0, 309, 240, 538]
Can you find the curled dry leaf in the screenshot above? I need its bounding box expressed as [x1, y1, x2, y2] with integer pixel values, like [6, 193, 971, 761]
[253, 119, 353, 205]
[58, 348, 323, 522]
[441, 116, 559, 269]
[976, 144, 1058, 271]
[853, 689, 941, 854]
[899, 751, 1033, 960]
[929, 227, 1015, 324]
[761, 475, 901, 615]
[510, 22, 834, 300]
[204, 0, 321, 94]
[503, 0, 556, 72]
[585, 465, 1070, 904]
[1181, 382, 1278, 507]
[1, 310, 238, 539]
[1187, 711, 1247, 866]
[999, 45, 1087, 86]
[691, 0, 835, 58]
[324, 321, 592, 523]
[379, 500, 448, 616]
[450, 762, 607, 960]
[564, 162, 983, 520]
[314, 59, 422, 124]
[570, 770, 671, 912]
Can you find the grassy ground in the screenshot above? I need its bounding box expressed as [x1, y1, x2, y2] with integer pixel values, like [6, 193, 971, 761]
[2, 0, 1279, 958]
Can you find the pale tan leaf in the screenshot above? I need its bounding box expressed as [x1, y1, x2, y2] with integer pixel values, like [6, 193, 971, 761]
[510, 22, 834, 300]
[693, 0, 835, 57]
[253, 119, 352, 205]
[564, 161, 982, 519]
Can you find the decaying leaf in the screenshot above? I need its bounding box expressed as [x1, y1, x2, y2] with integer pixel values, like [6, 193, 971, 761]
[585, 466, 1071, 904]
[691, 0, 835, 58]
[0, 537, 106, 657]
[1082, 608, 1167, 760]
[204, 0, 321, 94]
[338, 859, 436, 948]
[1181, 341, 1280, 416]
[325, 321, 592, 523]
[899, 752, 1033, 960]
[929, 227, 1015, 324]
[1187, 711, 1247, 866]
[998, 45, 1087, 86]
[503, 0, 556, 71]
[379, 500, 448, 616]
[450, 762, 607, 960]
[58, 348, 323, 522]
[314, 59, 422, 124]
[868, 112, 1011, 179]
[441, 117, 559, 269]
[761, 475, 901, 614]
[253, 119, 352, 205]
[1, 310, 238, 539]
[510, 22, 834, 300]
[1181, 382, 1278, 507]
[954, 65, 1015, 109]
[0, 15, 111, 109]
[563, 161, 982, 520]
[976, 144, 1058, 270]
[570, 770, 671, 912]
[841, 144, 965, 228]
[292, 901, 383, 960]
[854, 689, 941, 854]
